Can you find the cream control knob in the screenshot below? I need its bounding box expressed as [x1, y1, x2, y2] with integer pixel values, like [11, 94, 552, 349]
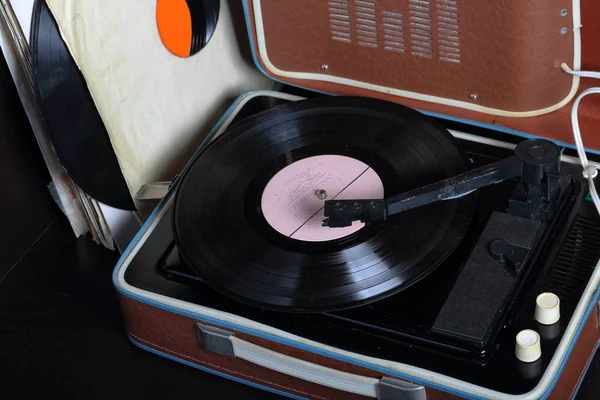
[515, 329, 542, 363]
[535, 292, 560, 325]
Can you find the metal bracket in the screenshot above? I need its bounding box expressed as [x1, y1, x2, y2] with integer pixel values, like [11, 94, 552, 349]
[196, 323, 235, 357]
[134, 181, 172, 200]
[377, 377, 426, 400]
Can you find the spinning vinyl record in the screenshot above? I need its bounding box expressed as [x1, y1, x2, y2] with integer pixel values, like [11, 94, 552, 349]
[31, 0, 134, 210]
[173, 97, 476, 312]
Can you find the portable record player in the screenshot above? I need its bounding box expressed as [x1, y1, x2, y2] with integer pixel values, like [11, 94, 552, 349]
[114, 90, 600, 400]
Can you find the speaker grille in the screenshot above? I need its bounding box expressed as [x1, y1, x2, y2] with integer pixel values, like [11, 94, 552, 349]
[327, 0, 461, 63]
[543, 216, 600, 307]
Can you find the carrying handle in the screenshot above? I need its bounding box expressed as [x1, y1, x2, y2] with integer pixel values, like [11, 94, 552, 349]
[196, 323, 426, 400]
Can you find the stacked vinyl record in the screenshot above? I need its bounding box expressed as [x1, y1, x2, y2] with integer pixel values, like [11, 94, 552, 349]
[173, 96, 476, 312]
[30, 0, 133, 210]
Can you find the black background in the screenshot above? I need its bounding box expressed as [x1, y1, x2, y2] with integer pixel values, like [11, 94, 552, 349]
[0, 53, 598, 399]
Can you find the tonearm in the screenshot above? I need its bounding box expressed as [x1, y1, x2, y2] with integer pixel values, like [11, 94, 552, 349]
[323, 139, 562, 228]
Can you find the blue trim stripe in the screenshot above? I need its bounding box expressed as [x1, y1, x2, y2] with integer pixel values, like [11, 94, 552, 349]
[240, 1, 600, 157]
[242, 1, 269, 85]
[129, 337, 307, 400]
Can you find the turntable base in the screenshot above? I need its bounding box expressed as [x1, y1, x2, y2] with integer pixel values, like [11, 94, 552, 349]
[114, 91, 600, 400]
[118, 296, 599, 400]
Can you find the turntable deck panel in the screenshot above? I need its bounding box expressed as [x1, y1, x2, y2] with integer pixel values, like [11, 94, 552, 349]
[124, 148, 598, 394]
[121, 94, 600, 395]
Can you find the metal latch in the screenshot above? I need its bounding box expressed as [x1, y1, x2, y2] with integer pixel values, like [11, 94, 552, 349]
[196, 323, 235, 357]
[135, 181, 172, 200]
[377, 377, 427, 400]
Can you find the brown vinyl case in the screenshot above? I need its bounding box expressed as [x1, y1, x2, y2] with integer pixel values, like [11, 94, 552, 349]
[114, 91, 600, 400]
[243, 0, 600, 150]
[118, 295, 600, 400]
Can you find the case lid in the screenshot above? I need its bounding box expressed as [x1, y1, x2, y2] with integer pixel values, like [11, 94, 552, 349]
[244, 0, 600, 149]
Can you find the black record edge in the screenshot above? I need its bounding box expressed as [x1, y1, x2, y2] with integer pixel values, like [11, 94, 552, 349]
[186, 0, 220, 56]
[30, 0, 135, 210]
[172, 96, 476, 313]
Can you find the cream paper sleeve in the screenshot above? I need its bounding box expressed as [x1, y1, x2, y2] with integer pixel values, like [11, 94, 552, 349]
[45, 0, 274, 210]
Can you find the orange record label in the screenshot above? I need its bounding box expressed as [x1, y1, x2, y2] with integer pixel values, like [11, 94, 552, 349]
[156, 0, 193, 58]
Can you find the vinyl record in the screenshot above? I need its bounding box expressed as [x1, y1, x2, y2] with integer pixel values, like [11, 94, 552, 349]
[30, 0, 134, 210]
[156, 0, 220, 58]
[173, 96, 476, 312]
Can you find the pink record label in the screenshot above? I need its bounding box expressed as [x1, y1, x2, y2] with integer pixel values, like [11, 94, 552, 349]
[261, 155, 384, 242]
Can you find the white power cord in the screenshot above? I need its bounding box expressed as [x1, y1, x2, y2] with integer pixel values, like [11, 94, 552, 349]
[562, 63, 600, 214]
[558, 65, 600, 397]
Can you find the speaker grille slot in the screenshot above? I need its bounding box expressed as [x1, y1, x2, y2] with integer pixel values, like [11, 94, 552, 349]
[542, 216, 600, 307]
[437, 0, 461, 63]
[354, 0, 379, 47]
[409, 0, 433, 58]
[329, 0, 352, 43]
[382, 10, 405, 52]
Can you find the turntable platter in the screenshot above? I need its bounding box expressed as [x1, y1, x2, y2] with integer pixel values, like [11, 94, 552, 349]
[172, 96, 475, 312]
